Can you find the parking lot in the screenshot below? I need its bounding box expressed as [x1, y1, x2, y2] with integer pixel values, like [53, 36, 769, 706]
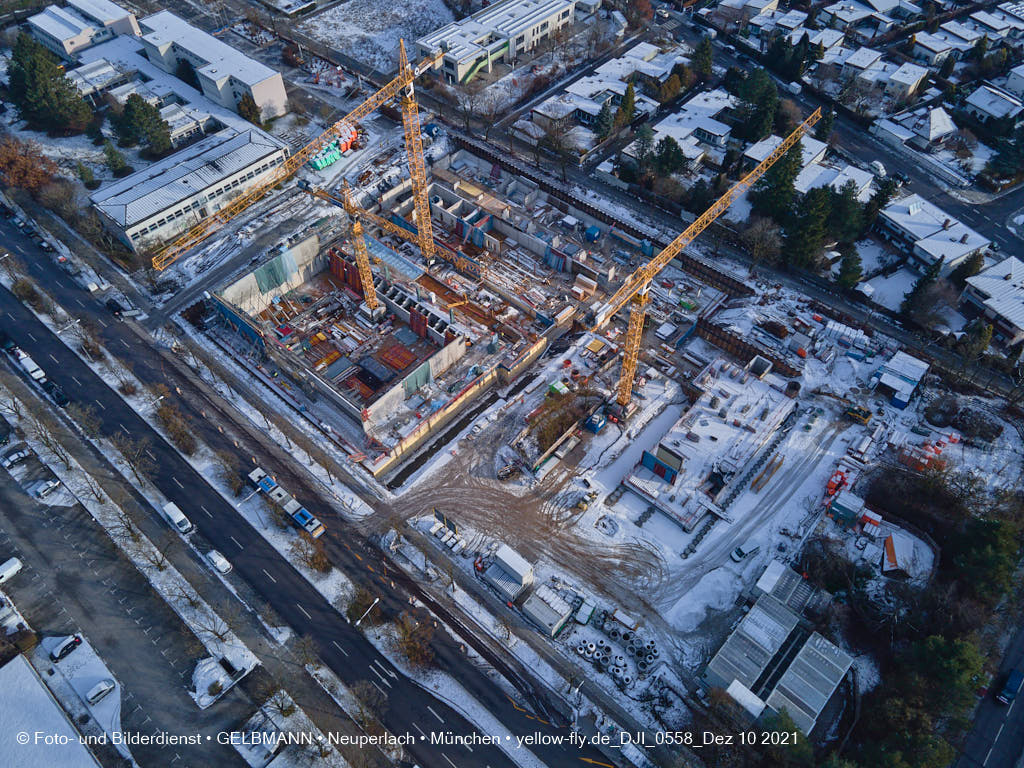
[0, 465, 250, 767]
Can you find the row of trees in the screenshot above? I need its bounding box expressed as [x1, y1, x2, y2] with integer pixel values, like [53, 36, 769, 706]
[7, 33, 91, 134]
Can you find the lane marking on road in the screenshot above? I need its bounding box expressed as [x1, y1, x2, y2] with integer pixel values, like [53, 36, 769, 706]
[172, 476, 184, 488]
[426, 706, 444, 723]
[331, 640, 348, 657]
[984, 746, 993, 766]
[75, 298, 85, 308]
[412, 722, 426, 738]
[229, 535, 243, 550]
[120, 424, 129, 434]
[48, 354, 59, 364]
[506, 695, 527, 712]
[120, 339, 130, 350]
[97, 318, 107, 328]
[296, 604, 312, 620]
[71, 376, 81, 387]
[371, 680, 388, 697]
[995, 724, 1004, 742]
[27, 331, 36, 341]
[442, 754, 457, 768]
[262, 569, 276, 584]
[94, 399, 105, 410]
[370, 666, 392, 688]
[145, 449, 156, 460]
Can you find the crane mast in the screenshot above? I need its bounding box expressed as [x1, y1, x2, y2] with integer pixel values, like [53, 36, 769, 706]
[600, 108, 822, 407]
[152, 45, 441, 271]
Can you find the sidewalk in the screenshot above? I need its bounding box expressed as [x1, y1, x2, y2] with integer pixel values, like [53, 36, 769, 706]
[0, 359, 389, 768]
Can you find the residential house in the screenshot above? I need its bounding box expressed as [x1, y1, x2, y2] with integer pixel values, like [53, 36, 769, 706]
[1003, 62, 1024, 97]
[964, 83, 1024, 130]
[912, 32, 953, 64]
[623, 88, 738, 168]
[961, 256, 1024, 346]
[876, 193, 990, 274]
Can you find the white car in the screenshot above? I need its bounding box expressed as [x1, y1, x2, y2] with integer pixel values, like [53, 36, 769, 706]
[1, 449, 30, 469]
[470, 423, 483, 437]
[206, 550, 232, 574]
[30, 479, 61, 498]
[86, 679, 115, 705]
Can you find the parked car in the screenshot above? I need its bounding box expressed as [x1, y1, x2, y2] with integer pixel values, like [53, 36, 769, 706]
[1, 448, 31, 469]
[50, 634, 82, 661]
[205, 550, 232, 574]
[45, 383, 69, 407]
[997, 669, 1023, 705]
[105, 298, 126, 318]
[30, 478, 61, 498]
[0, 556, 22, 584]
[731, 543, 760, 562]
[86, 679, 116, 705]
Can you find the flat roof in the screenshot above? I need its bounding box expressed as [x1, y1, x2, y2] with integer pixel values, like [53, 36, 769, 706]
[966, 256, 1024, 330]
[140, 10, 278, 86]
[90, 128, 287, 228]
[0, 655, 103, 768]
[418, 0, 575, 61]
[68, 0, 132, 24]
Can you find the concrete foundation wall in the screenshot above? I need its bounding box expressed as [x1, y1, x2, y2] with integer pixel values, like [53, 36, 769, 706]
[220, 233, 323, 314]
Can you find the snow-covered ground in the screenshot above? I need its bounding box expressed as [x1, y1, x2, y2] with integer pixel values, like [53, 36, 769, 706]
[298, 0, 454, 73]
[863, 267, 918, 311]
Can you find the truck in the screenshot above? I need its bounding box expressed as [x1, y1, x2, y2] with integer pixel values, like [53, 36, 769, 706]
[249, 467, 326, 538]
[844, 405, 872, 425]
[787, 81, 802, 95]
[16, 350, 45, 382]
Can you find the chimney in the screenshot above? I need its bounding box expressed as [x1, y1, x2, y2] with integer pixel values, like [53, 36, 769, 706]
[943, 218, 952, 229]
[960, 233, 968, 244]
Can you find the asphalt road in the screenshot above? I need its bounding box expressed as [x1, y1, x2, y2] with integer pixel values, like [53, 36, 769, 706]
[0, 223, 620, 767]
[0, 463, 250, 767]
[956, 622, 1024, 768]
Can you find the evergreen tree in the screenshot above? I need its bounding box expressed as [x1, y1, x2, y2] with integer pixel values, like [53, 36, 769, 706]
[736, 69, 778, 142]
[751, 139, 803, 222]
[784, 186, 831, 269]
[861, 177, 899, 235]
[948, 250, 985, 288]
[116, 93, 172, 154]
[900, 257, 944, 319]
[692, 36, 713, 81]
[103, 141, 128, 176]
[634, 124, 655, 171]
[653, 136, 685, 176]
[7, 33, 92, 134]
[722, 66, 745, 95]
[76, 162, 95, 188]
[815, 109, 835, 142]
[238, 92, 262, 125]
[594, 101, 614, 140]
[837, 244, 862, 288]
[990, 125, 1024, 178]
[938, 55, 956, 79]
[828, 179, 864, 244]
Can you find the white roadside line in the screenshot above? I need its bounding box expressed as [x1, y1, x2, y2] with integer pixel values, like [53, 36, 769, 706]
[296, 603, 312, 620]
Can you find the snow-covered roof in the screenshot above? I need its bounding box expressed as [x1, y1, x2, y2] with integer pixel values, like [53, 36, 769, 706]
[965, 256, 1024, 331]
[765, 633, 853, 734]
[844, 46, 883, 70]
[787, 26, 845, 50]
[890, 61, 928, 87]
[892, 105, 956, 142]
[881, 193, 990, 265]
[68, 0, 132, 24]
[418, 0, 575, 62]
[29, 6, 94, 41]
[66, 57, 127, 94]
[744, 134, 827, 166]
[493, 543, 533, 582]
[0, 655, 103, 768]
[90, 128, 286, 228]
[880, 350, 929, 384]
[795, 163, 874, 200]
[972, 9, 1012, 32]
[966, 83, 1024, 120]
[140, 11, 278, 87]
[705, 594, 799, 690]
[940, 19, 983, 42]
[913, 31, 952, 53]
[824, 1, 876, 23]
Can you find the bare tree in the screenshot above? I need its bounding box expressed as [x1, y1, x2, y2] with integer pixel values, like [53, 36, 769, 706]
[394, 612, 435, 668]
[0, 253, 25, 282]
[24, 405, 72, 469]
[72, 469, 107, 505]
[110, 433, 155, 485]
[496, 615, 514, 643]
[292, 634, 321, 668]
[108, 502, 141, 544]
[740, 217, 782, 269]
[0, 393, 23, 420]
[266, 689, 296, 717]
[290, 532, 331, 573]
[130, 532, 173, 572]
[192, 604, 232, 643]
[168, 582, 203, 611]
[215, 450, 246, 495]
[106, 359, 138, 396]
[67, 402, 103, 439]
[350, 679, 387, 726]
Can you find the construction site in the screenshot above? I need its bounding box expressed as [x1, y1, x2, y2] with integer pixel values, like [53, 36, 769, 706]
[144, 34, 1016, 745]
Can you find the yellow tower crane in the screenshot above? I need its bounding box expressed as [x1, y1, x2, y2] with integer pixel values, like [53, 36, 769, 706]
[152, 41, 441, 271]
[594, 109, 821, 408]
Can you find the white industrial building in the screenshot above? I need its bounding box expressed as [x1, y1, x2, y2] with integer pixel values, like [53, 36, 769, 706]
[876, 193, 990, 274]
[139, 11, 288, 119]
[482, 544, 535, 602]
[961, 256, 1024, 346]
[417, 0, 590, 85]
[1, 654, 104, 768]
[90, 128, 289, 252]
[522, 584, 574, 637]
[27, 0, 139, 58]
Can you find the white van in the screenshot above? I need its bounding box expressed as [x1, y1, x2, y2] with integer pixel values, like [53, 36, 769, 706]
[0, 557, 23, 584]
[16, 351, 45, 382]
[161, 502, 194, 534]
